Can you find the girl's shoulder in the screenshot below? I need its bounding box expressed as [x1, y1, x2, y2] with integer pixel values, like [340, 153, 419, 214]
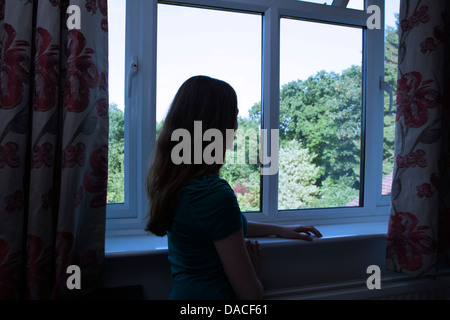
[187, 174, 231, 190]
[183, 174, 236, 203]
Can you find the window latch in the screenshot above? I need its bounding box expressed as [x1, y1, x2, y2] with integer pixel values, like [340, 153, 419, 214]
[380, 78, 394, 112]
[127, 56, 139, 97]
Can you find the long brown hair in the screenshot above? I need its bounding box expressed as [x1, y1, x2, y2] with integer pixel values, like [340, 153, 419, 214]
[145, 76, 238, 236]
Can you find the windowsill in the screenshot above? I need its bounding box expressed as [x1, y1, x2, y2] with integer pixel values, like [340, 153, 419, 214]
[104, 220, 389, 258]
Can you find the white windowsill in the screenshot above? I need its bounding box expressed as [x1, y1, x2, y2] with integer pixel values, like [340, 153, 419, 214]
[104, 221, 389, 258]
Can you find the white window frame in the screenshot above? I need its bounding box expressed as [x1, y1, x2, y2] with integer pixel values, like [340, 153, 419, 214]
[106, 0, 157, 235]
[106, 0, 389, 236]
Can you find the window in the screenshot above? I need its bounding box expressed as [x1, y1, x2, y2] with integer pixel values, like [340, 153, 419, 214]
[278, 18, 363, 210]
[156, 4, 263, 212]
[107, 0, 390, 235]
[107, 0, 126, 205]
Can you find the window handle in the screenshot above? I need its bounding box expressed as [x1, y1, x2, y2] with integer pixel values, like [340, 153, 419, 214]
[380, 78, 394, 112]
[127, 56, 139, 97]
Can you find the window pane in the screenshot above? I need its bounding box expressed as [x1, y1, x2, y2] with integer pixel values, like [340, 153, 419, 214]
[107, 0, 126, 204]
[157, 4, 262, 212]
[296, 0, 364, 10]
[279, 18, 363, 210]
[347, 0, 364, 10]
[298, 0, 333, 5]
[382, 0, 400, 196]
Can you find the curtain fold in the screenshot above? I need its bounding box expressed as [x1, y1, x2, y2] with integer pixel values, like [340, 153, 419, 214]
[387, 0, 450, 278]
[0, 0, 108, 299]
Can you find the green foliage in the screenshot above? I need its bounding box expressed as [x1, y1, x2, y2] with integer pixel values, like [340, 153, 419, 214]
[108, 103, 125, 203]
[383, 17, 399, 177]
[250, 65, 363, 192]
[232, 171, 260, 212]
[312, 179, 359, 208]
[221, 116, 261, 211]
[278, 140, 319, 210]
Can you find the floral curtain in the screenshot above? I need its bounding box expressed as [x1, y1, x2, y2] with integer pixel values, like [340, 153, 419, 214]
[387, 0, 450, 278]
[0, 0, 108, 299]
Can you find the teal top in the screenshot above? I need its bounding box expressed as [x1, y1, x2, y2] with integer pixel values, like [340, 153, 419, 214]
[167, 175, 248, 300]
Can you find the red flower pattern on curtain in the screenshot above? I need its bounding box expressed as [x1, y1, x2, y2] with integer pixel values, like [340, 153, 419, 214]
[0, 142, 20, 168]
[387, 1, 450, 278]
[387, 212, 435, 271]
[0, 0, 108, 299]
[396, 71, 441, 128]
[0, 23, 30, 110]
[33, 27, 60, 112]
[83, 145, 108, 209]
[64, 30, 99, 113]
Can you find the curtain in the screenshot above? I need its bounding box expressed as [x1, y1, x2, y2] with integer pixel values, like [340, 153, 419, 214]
[387, 0, 450, 278]
[0, 0, 108, 299]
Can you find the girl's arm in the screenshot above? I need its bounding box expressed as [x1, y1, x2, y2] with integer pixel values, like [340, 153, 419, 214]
[246, 221, 322, 241]
[214, 229, 263, 300]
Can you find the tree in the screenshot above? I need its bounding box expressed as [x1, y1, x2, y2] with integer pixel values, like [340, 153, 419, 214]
[250, 65, 363, 191]
[108, 103, 125, 203]
[278, 140, 319, 210]
[221, 116, 261, 211]
[383, 14, 399, 176]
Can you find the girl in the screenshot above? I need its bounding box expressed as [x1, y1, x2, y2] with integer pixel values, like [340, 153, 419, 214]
[146, 75, 322, 300]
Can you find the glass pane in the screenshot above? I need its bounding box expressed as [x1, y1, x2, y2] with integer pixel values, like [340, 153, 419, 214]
[382, 0, 400, 196]
[107, 0, 126, 204]
[279, 18, 363, 210]
[157, 4, 262, 212]
[298, 0, 333, 5]
[297, 0, 363, 10]
[347, 0, 364, 10]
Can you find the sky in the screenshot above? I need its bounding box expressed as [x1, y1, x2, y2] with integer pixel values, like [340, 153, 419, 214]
[107, 0, 400, 122]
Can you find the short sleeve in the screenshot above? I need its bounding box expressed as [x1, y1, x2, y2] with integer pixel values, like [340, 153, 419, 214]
[190, 177, 245, 242]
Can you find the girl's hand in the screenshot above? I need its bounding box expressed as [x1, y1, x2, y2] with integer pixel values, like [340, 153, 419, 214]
[277, 225, 322, 241]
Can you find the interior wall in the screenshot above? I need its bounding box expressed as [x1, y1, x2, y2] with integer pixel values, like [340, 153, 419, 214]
[98, 235, 391, 299]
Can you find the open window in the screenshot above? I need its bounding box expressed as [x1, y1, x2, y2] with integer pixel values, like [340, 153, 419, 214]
[106, 0, 390, 235]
